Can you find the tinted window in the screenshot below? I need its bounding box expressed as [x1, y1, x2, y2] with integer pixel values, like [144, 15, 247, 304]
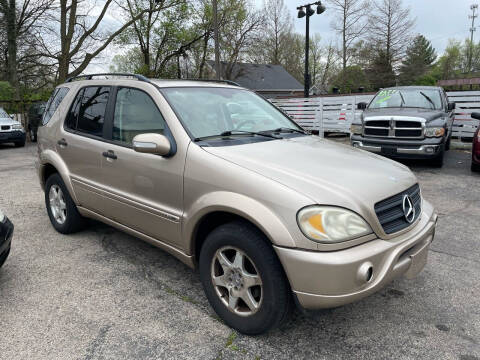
[113, 87, 165, 144]
[65, 89, 83, 130]
[43, 87, 69, 125]
[76, 87, 110, 137]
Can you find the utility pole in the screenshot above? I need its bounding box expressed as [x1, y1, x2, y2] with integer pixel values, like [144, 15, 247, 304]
[213, 0, 221, 80]
[469, 4, 478, 74]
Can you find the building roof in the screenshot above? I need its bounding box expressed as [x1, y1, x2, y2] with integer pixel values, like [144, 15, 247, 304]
[207, 61, 303, 91]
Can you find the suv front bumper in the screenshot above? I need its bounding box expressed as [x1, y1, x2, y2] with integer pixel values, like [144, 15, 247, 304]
[350, 135, 444, 159]
[274, 200, 437, 310]
[0, 130, 26, 144]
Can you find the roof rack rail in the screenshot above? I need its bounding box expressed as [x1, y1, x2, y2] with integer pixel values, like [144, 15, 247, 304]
[65, 73, 150, 83]
[184, 78, 241, 87]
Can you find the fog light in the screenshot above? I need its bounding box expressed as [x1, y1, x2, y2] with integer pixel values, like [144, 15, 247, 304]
[357, 262, 374, 284]
[353, 142, 360, 148]
[425, 147, 435, 154]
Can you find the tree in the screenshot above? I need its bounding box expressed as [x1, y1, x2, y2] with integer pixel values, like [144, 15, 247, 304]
[368, 0, 415, 68]
[309, 36, 338, 92]
[34, 0, 182, 83]
[328, 0, 370, 72]
[366, 49, 396, 89]
[399, 35, 436, 85]
[331, 65, 370, 93]
[436, 40, 462, 80]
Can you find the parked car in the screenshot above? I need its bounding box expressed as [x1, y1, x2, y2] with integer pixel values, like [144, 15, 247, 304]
[0, 107, 26, 147]
[0, 208, 14, 268]
[351, 86, 455, 167]
[27, 102, 46, 142]
[37, 74, 437, 335]
[470, 112, 480, 172]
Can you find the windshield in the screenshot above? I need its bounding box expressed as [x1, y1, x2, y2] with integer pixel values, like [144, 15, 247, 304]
[161, 87, 302, 139]
[369, 89, 443, 110]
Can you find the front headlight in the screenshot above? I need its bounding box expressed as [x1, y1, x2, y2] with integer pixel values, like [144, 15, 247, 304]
[297, 206, 372, 243]
[425, 127, 445, 137]
[350, 124, 362, 135]
[12, 123, 24, 130]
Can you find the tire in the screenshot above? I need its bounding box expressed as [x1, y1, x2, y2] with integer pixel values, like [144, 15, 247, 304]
[0, 246, 10, 268]
[472, 162, 480, 172]
[45, 173, 85, 234]
[432, 147, 445, 168]
[14, 140, 25, 148]
[445, 136, 451, 151]
[30, 128, 37, 142]
[199, 221, 292, 335]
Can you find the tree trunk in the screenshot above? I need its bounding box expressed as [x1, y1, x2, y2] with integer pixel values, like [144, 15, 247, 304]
[6, 0, 19, 99]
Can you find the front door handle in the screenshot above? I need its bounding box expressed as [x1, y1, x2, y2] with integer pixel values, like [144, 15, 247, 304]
[57, 138, 68, 148]
[102, 150, 117, 160]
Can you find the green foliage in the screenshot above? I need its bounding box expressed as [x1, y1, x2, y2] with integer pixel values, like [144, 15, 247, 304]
[367, 50, 396, 90]
[0, 81, 14, 101]
[331, 66, 370, 93]
[399, 35, 436, 85]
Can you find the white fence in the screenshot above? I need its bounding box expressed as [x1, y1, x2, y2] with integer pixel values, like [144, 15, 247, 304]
[271, 91, 480, 138]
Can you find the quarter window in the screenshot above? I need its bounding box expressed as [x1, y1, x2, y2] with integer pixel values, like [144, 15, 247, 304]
[43, 87, 69, 125]
[113, 87, 166, 145]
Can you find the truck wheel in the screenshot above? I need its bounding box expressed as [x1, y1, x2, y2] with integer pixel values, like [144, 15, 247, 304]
[472, 162, 480, 172]
[14, 141, 25, 148]
[45, 173, 86, 234]
[199, 221, 292, 335]
[0, 245, 10, 268]
[432, 147, 445, 168]
[445, 136, 451, 151]
[30, 128, 37, 142]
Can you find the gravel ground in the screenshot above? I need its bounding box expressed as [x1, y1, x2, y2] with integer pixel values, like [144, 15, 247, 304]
[0, 142, 479, 360]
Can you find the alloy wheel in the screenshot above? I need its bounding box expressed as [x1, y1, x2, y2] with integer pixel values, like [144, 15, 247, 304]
[49, 185, 67, 224]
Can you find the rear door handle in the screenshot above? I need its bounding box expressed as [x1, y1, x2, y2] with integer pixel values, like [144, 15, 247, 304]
[102, 150, 117, 160]
[57, 138, 67, 147]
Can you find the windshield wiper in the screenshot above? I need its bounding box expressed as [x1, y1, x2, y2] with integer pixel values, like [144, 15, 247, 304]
[193, 130, 281, 142]
[420, 91, 435, 109]
[260, 127, 308, 135]
[398, 91, 406, 108]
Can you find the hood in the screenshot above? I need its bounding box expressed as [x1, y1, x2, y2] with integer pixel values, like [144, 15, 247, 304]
[363, 107, 444, 123]
[203, 136, 417, 215]
[0, 117, 20, 126]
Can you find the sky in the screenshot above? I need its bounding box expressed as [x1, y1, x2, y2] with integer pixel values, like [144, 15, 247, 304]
[262, 0, 476, 55]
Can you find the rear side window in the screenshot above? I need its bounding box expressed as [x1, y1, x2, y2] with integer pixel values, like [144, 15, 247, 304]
[42, 87, 69, 125]
[65, 86, 110, 137]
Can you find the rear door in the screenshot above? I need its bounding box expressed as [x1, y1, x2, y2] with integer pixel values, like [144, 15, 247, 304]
[58, 86, 113, 214]
[98, 85, 184, 246]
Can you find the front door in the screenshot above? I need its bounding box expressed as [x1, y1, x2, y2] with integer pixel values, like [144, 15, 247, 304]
[99, 86, 184, 246]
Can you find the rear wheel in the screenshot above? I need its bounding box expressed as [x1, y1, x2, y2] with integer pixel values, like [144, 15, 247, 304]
[45, 173, 86, 234]
[199, 221, 292, 335]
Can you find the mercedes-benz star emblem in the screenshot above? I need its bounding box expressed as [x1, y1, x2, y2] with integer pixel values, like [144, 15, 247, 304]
[402, 195, 415, 224]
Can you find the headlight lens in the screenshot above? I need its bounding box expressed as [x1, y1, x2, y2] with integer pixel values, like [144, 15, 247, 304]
[12, 123, 23, 130]
[350, 124, 362, 135]
[297, 206, 372, 243]
[425, 127, 445, 137]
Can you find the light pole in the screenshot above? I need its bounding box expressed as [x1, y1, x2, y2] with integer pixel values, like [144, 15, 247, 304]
[213, 0, 221, 80]
[297, 1, 325, 98]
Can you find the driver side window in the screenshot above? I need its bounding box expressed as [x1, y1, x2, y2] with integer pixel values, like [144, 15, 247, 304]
[113, 87, 166, 145]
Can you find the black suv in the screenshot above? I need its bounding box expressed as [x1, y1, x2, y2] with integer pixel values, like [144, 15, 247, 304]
[27, 102, 46, 142]
[350, 86, 455, 167]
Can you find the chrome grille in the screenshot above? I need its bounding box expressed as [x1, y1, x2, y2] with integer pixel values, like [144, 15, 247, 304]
[364, 119, 423, 139]
[374, 184, 422, 234]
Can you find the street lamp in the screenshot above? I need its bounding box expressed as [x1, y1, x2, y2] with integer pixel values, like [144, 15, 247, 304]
[297, 1, 326, 98]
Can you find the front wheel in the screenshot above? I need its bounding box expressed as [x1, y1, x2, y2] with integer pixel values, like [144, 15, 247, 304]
[432, 147, 445, 168]
[199, 221, 292, 335]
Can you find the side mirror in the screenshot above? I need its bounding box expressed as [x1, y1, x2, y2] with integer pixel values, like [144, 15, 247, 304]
[357, 102, 367, 110]
[447, 102, 456, 111]
[132, 133, 171, 156]
[471, 112, 480, 120]
[9, 114, 14, 119]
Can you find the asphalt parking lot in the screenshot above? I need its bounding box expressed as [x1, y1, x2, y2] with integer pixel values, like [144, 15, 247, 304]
[0, 142, 479, 360]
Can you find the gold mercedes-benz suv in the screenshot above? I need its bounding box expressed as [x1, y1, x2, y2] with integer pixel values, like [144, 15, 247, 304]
[37, 74, 437, 335]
